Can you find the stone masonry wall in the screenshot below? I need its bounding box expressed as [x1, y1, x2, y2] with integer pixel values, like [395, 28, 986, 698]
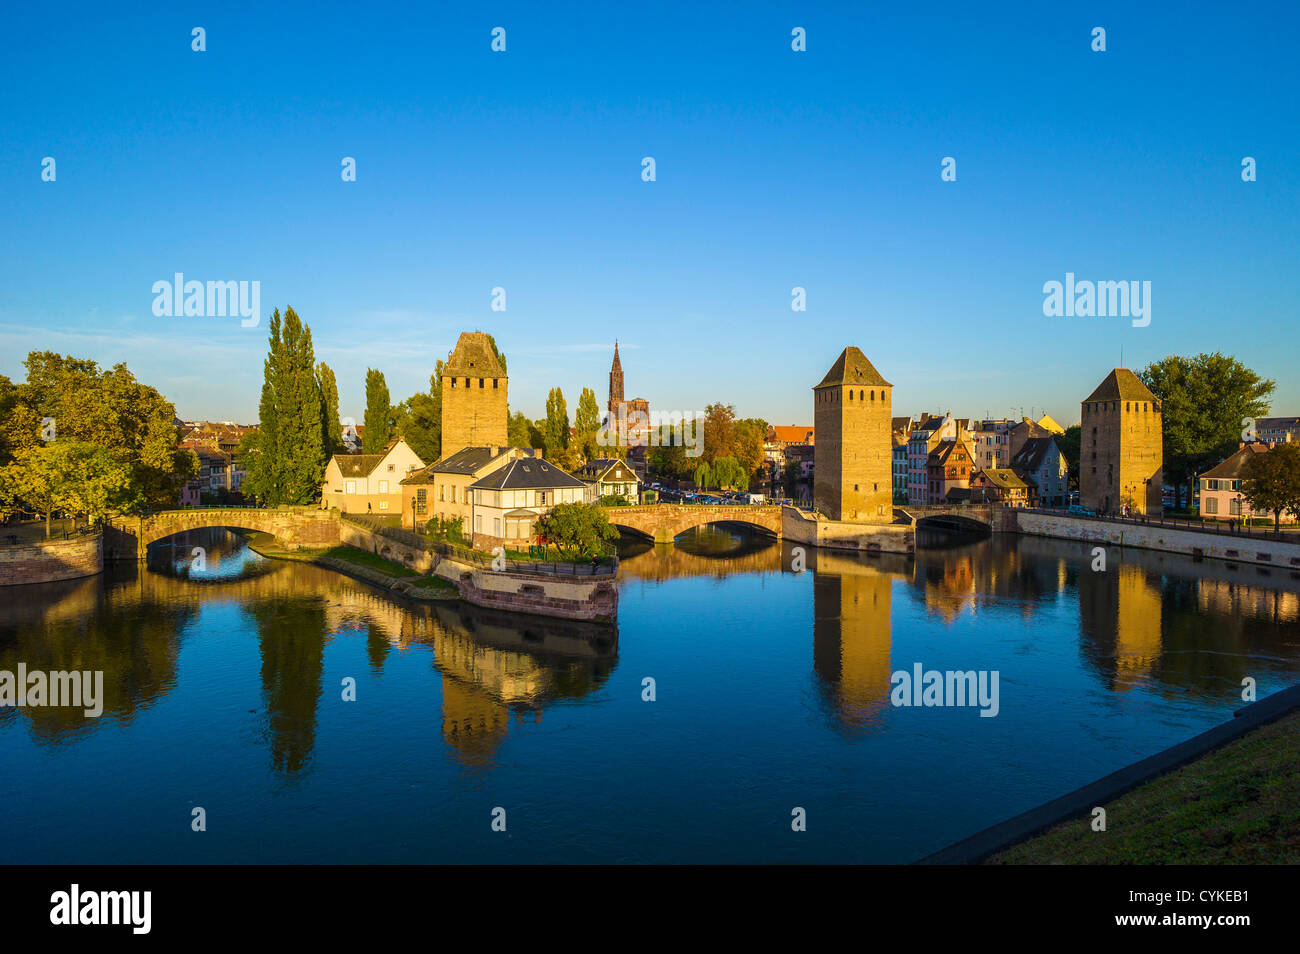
[0, 534, 103, 586]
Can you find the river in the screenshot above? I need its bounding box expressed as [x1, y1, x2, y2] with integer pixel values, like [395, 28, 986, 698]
[1, 524, 1297, 863]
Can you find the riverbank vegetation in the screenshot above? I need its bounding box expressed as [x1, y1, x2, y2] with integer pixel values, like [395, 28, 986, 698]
[988, 711, 1300, 864]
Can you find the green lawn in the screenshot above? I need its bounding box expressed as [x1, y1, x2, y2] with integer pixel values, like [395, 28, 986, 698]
[319, 545, 420, 578]
[407, 574, 456, 590]
[987, 711, 1300, 864]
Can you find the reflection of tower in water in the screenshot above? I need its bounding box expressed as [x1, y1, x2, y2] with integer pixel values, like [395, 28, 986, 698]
[813, 554, 895, 731]
[1079, 561, 1163, 690]
[1114, 565, 1163, 682]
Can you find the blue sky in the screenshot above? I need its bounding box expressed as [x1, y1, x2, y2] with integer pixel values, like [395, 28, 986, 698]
[1, 1, 1297, 428]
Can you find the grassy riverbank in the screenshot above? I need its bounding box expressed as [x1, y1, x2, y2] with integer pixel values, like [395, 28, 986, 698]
[987, 711, 1300, 864]
[240, 531, 457, 596]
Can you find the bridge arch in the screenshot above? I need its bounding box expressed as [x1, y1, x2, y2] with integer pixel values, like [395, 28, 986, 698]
[914, 514, 992, 535]
[606, 505, 783, 546]
[105, 508, 343, 560]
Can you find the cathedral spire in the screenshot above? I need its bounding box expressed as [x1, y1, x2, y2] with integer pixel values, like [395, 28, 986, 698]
[608, 341, 625, 414]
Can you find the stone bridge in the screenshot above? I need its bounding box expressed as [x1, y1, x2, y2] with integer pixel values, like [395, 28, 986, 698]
[104, 507, 341, 560]
[608, 505, 783, 545]
[897, 505, 1003, 533]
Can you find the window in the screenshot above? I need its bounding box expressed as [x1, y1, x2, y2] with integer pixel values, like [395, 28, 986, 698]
[494, 518, 501, 535]
[439, 486, 445, 502]
[416, 489, 427, 514]
[1205, 497, 1218, 514]
[465, 378, 470, 388]
[849, 390, 854, 401]
[450, 378, 457, 388]
[493, 378, 499, 389]
[379, 501, 388, 510]
[387, 464, 395, 472]
[479, 378, 484, 388]
[345, 480, 356, 494]
[1229, 498, 1241, 516]
[378, 480, 388, 493]
[475, 514, 482, 531]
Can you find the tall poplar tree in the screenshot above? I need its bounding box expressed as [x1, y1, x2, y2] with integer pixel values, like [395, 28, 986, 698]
[281, 311, 326, 502]
[244, 311, 284, 505]
[317, 362, 341, 456]
[543, 387, 570, 456]
[574, 387, 602, 459]
[245, 307, 326, 505]
[363, 368, 392, 454]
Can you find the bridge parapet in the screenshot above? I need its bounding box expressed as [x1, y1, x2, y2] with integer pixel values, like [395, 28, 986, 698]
[608, 504, 783, 545]
[105, 507, 342, 559]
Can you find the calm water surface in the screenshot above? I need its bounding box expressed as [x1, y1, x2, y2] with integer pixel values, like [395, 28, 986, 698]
[2, 524, 1298, 863]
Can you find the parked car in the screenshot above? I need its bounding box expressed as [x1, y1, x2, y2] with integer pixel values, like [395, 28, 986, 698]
[1068, 504, 1095, 517]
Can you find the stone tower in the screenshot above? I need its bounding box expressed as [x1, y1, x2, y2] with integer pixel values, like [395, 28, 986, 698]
[1079, 368, 1163, 515]
[813, 347, 894, 522]
[608, 341, 624, 416]
[440, 331, 508, 459]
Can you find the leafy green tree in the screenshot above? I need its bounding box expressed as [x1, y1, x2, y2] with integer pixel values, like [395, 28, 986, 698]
[574, 387, 602, 459]
[534, 502, 619, 557]
[244, 307, 326, 505]
[317, 362, 342, 455]
[694, 462, 714, 490]
[1140, 354, 1274, 509]
[732, 419, 767, 484]
[362, 368, 392, 454]
[544, 387, 570, 456]
[57, 443, 142, 526]
[508, 410, 541, 450]
[712, 456, 746, 490]
[1058, 426, 1081, 489]
[395, 362, 443, 464]
[649, 444, 694, 482]
[702, 402, 736, 463]
[1242, 443, 1300, 534]
[0, 352, 194, 506]
[479, 332, 507, 374]
[0, 443, 139, 536]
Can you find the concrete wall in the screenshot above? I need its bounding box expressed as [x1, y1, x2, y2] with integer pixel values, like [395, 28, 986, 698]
[782, 505, 914, 554]
[1009, 511, 1300, 570]
[0, 534, 102, 586]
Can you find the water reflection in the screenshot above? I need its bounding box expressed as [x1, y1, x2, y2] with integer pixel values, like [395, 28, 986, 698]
[1, 529, 618, 775]
[146, 528, 271, 581]
[619, 525, 1300, 720]
[4, 524, 1298, 774]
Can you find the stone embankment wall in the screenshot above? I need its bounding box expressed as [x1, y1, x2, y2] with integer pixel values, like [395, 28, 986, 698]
[1009, 511, 1300, 571]
[0, 534, 103, 586]
[782, 506, 915, 555]
[344, 521, 616, 621]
